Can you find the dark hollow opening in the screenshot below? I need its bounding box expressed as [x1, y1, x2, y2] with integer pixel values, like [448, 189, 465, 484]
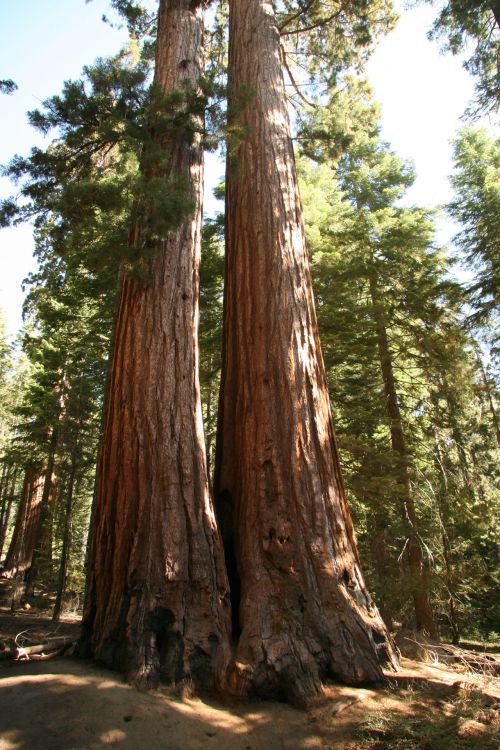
[371, 627, 387, 645]
[215, 489, 241, 641]
[148, 606, 184, 683]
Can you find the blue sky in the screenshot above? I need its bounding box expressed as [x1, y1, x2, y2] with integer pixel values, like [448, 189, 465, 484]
[0, 0, 494, 338]
[0, 0, 128, 338]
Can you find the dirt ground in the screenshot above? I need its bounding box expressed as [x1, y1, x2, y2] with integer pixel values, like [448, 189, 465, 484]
[0, 609, 499, 750]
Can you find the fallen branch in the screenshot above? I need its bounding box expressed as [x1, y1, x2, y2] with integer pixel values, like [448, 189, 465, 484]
[402, 636, 500, 679]
[27, 646, 69, 661]
[15, 637, 76, 661]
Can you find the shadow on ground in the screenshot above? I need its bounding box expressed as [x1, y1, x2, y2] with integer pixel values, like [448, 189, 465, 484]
[0, 658, 325, 750]
[0, 649, 498, 749]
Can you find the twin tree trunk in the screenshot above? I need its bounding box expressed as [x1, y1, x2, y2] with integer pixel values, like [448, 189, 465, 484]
[80, 0, 231, 689]
[214, 0, 398, 706]
[82, 0, 398, 704]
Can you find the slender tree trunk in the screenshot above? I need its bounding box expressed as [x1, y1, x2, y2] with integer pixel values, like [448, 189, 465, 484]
[3, 471, 30, 575]
[440, 525, 459, 643]
[0, 469, 17, 560]
[214, 0, 398, 707]
[0, 463, 8, 510]
[445, 394, 477, 494]
[368, 515, 394, 631]
[80, 0, 231, 691]
[53, 457, 77, 622]
[3, 471, 44, 579]
[368, 273, 436, 638]
[82, 274, 122, 609]
[433, 437, 460, 643]
[477, 356, 500, 446]
[25, 429, 59, 597]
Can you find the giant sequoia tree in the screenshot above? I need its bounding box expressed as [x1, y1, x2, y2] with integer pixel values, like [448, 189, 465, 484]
[81, 0, 231, 689]
[214, 0, 398, 706]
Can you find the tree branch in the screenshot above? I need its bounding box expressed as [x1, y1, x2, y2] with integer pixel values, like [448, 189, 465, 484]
[280, 44, 316, 108]
[280, 7, 344, 36]
[278, 0, 317, 33]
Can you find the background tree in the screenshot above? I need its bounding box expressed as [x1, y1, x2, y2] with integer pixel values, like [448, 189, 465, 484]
[447, 128, 500, 348]
[422, 0, 500, 116]
[199, 217, 225, 482]
[298, 78, 499, 641]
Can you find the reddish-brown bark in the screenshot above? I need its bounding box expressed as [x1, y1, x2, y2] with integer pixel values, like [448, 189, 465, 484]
[214, 0, 398, 707]
[24, 431, 58, 597]
[0, 469, 18, 561]
[3, 472, 44, 578]
[80, 0, 231, 690]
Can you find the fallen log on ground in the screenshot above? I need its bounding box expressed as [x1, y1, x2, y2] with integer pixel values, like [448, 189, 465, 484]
[25, 645, 71, 661]
[15, 637, 75, 660]
[1, 636, 76, 661]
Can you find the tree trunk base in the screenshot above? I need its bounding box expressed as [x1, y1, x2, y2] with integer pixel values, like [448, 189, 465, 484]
[225, 608, 398, 707]
[79, 582, 231, 695]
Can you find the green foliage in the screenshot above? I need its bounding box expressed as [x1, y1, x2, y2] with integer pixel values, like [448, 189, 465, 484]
[0, 79, 17, 95]
[104, 0, 155, 37]
[448, 127, 500, 336]
[0, 56, 208, 277]
[199, 216, 225, 473]
[277, 0, 398, 88]
[0, 311, 15, 456]
[298, 78, 500, 636]
[423, 0, 500, 116]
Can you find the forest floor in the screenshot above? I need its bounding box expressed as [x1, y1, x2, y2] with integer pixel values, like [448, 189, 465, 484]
[0, 607, 499, 750]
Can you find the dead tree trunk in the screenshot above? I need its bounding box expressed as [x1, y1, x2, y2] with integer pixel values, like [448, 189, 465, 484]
[368, 273, 436, 638]
[214, 0, 398, 707]
[80, 0, 231, 691]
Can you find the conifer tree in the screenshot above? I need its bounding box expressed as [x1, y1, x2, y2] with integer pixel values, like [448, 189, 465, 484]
[215, 0, 397, 707]
[81, 0, 231, 689]
[423, 0, 500, 116]
[448, 128, 500, 339]
[298, 78, 499, 640]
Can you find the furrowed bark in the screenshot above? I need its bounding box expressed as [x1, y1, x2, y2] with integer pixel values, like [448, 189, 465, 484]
[24, 429, 59, 598]
[3, 471, 44, 580]
[80, 0, 231, 691]
[0, 469, 18, 561]
[215, 0, 398, 707]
